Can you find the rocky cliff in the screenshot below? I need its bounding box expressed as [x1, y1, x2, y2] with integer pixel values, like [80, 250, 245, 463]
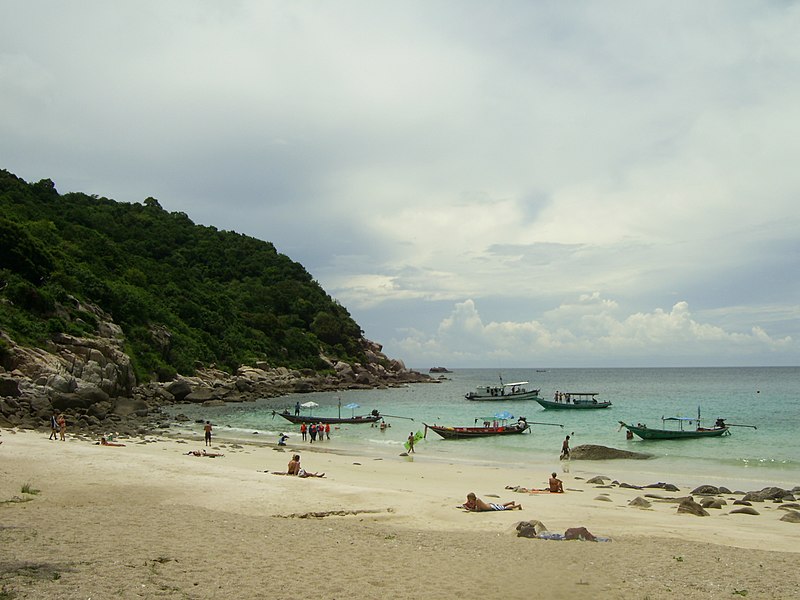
[0, 309, 432, 435]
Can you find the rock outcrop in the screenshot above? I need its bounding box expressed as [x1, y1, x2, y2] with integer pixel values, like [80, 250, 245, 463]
[0, 314, 433, 436]
[569, 444, 653, 460]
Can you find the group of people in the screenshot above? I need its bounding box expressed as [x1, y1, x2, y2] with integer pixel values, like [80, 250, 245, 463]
[299, 422, 330, 442]
[49, 411, 66, 441]
[553, 391, 590, 404]
[462, 472, 564, 512]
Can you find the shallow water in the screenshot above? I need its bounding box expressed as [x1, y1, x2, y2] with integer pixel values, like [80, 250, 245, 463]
[164, 366, 800, 489]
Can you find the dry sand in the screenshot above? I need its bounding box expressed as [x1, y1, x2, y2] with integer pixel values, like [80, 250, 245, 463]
[1, 427, 798, 599]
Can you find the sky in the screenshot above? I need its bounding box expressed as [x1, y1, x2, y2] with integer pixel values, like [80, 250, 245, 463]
[2, 1, 799, 368]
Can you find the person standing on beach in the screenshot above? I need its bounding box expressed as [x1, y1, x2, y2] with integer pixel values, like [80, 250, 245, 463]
[309, 423, 317, 443]
[300, 423, 307, 441]
[407, 432, 415, 453]
[49, 411, 59, 440]
[57, 413, 66, 441]
[560, 435, 570, 460]
[204, 421, 212, 446]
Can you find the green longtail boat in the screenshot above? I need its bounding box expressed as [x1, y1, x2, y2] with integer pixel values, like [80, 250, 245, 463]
[619, 409, 735, 440]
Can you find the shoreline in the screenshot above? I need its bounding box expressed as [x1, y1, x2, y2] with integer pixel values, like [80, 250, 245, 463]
[2, 427, 799, 599]
[166, 417, 800, 494]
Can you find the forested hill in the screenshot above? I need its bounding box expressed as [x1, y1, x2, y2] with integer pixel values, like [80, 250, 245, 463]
[0, 169, 369, 382]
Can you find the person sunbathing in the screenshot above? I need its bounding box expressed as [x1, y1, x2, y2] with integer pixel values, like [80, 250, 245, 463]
[185, 449, 224, 458]
[549, 472, 564, 493]
[98, 437, 125, 447]
[284, 454, 324, 478]
[462, 492, 522, 511]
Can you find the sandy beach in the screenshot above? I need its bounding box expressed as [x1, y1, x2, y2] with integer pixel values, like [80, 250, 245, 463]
[1, 427, 798, 600]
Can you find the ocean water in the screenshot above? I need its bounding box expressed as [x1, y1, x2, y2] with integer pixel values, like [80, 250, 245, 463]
[164, 367, 800, 489]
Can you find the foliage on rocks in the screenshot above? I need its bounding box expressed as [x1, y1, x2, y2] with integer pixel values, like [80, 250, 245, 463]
[0, 169, 369, 381]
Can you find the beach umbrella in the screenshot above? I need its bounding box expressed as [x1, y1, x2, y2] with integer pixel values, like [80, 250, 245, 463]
[344, 402, 360, 417]
[300, 401, 319, 415]
[494, 411, 514, 421]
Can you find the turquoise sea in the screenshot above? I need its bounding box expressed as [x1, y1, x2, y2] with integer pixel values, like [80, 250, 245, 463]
[165, 367, 800, 490]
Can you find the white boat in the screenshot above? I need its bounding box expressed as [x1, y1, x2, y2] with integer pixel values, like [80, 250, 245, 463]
[465, 378, 540, 401]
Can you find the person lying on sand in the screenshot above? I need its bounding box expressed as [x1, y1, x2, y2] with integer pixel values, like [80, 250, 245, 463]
[549, 472, 564, 493]
[97, 437, 125, 447]
[462, 492, 522, 511]
[185, 450, 224, 458]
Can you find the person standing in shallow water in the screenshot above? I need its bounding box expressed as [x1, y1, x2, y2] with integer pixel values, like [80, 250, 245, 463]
[560, 435, 570, 460]
[204, 421, 212, 446]
[407, 432, 415, 453]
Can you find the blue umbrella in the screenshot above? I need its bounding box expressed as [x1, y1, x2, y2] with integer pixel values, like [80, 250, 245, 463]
[494, 411, 514, 421]
[345, 402, 360, 416]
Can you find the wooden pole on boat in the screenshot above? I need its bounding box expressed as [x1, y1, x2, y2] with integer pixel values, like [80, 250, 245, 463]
[725, 423, 758, 429]
[381, 414, 415, 421]
[528, 421, 564, 428]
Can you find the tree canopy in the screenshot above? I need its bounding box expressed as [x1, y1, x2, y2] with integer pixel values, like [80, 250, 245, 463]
[0, 169, 367, 381]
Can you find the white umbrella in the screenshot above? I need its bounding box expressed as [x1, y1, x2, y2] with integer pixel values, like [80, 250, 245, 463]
[344, 402, 360, 417]
[300, 401, 319, 415]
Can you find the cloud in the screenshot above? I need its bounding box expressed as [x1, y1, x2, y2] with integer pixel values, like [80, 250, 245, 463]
[2, 2, 799, 367]
[393, 295, 794, 367]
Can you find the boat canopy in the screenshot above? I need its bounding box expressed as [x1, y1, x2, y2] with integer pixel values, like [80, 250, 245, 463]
[504, 381, 529, 387]
[478, 411, 515, 420]
[663, 416, 696, 422]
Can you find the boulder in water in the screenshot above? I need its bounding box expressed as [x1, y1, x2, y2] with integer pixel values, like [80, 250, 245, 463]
[569, 445, 653, 460]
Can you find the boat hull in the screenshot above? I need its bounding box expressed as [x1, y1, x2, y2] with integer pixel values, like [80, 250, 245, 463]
[424, 422, 530, 439]
[620, 421, 730, 440]
[534, 398, 612, 410]
[276, 412, 381, 425]
[465, 390, 541, 401]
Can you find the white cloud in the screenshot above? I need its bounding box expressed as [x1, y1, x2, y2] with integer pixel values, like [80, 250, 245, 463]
[2, 1, 799, 366]
[394, 296, 794, 367]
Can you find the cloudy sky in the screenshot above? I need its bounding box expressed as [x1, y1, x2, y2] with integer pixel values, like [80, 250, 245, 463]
[2, 1, 798, 368]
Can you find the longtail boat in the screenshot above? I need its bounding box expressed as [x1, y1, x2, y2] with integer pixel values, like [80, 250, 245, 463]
[424, 417, 531, 439]
[534, 392, 611, 410]
[273, 410, 382, 425]
[619, 416, 730, 440]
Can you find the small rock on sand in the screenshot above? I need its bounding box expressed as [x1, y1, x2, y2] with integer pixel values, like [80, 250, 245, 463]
[629, 497, 652, 508]
[730, 507, 760, 516]
[779, 510, 800, 523]
[677, 498, 709, 516]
